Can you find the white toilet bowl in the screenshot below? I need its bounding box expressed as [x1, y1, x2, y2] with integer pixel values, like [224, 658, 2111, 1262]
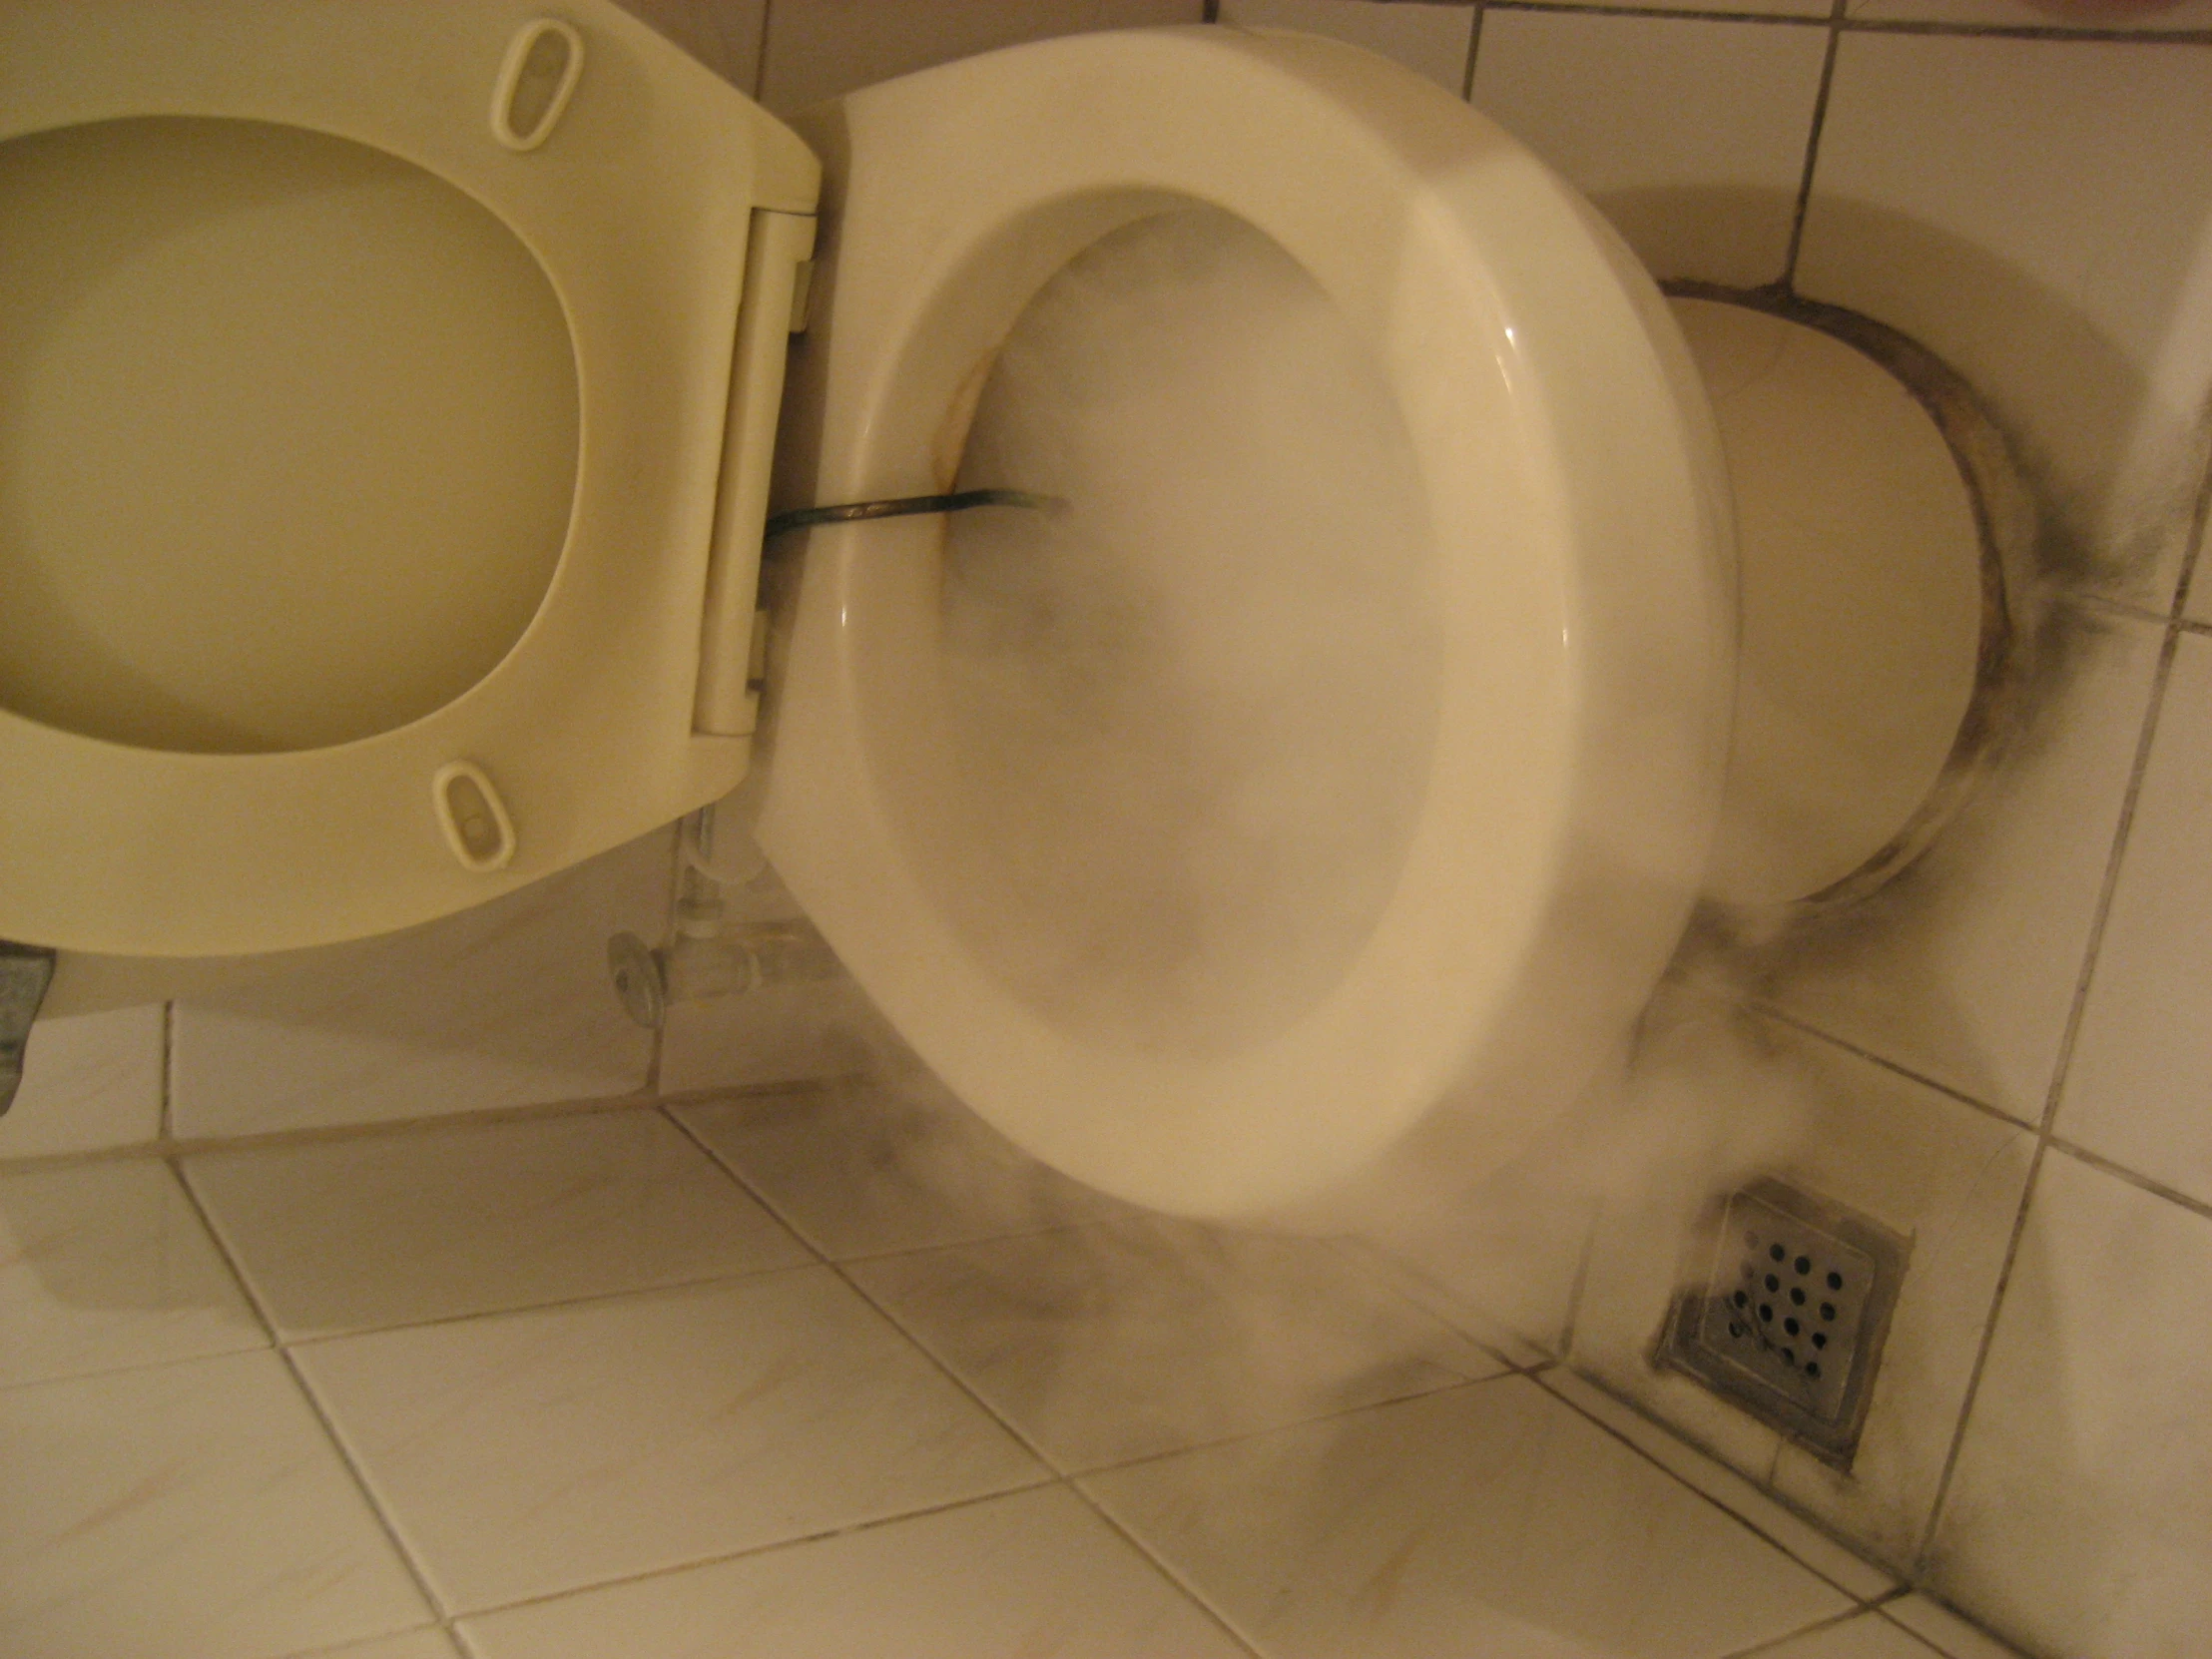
[755, 29, 1733, 1217]
[0, 7, 1986, 1221]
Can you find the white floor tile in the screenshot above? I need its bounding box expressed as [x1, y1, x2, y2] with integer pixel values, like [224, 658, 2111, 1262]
[1472, 9, 1830, 287]
[1723, 1028, 2032, 1568]
[461, 1485, 1244, 1659]
[847, 1215, 1504, 1472]
[1849, 0, 2212, 26]
[1219, 0, 1474, 92]
[1751, 605, 2162, 1127]
[287, 1632, 464, 1659]
[1879, 1594, 2028, 1659]
[1800, 34, 2212, 610]
[291, 1271, 1044, 1612]
[0, 1004, 165, 1159]
[186, 1111, 807, 1338]
[0, 1159, 264, 1386]
[675, 1077, 1110, 1260]
[1758, 1610, 1946, 1658]
[170, 834, 666, 1138]
[1082, 1377, 1853, 1659]
[2057, 633, 2212, 1207]
[760, 0, 1202, 115]
[1929, 1151, 2212, 1658]
[1539, 1371, 1897, 1603]
[1548, 0, 1827, 14]
[0, 1350, 430, 1659]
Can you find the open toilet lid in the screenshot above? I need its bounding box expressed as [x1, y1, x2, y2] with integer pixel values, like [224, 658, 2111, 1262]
[0, 0, 816, 958]
[757, 28, 1736, 1222]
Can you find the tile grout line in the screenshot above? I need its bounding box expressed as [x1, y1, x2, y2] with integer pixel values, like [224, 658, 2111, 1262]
[1777, 0, 1846, 293]
[2046, 1132, 2212, 1225]
[1742, 1000, 2038, 1133]
[1913, 600, 2191, 1573]
[167, 1155, 464, 1648]
[800, 1225, 1270, 1657]
[159, 1000, 175, 1142]
[0, 1077, 827, 1179]
[1478, 0, 2212, 42]
[751, 0, 776, 101]
[1530, 1367, 1901, 1609]
[1717, 1601, 1883, 1659]
[440, 1481, 1063, 1632]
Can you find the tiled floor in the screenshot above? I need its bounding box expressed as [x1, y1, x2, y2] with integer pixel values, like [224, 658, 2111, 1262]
[1, 1083, 2016, 1658]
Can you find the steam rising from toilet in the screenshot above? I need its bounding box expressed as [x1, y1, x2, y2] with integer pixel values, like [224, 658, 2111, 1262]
[919, 205, 1442, 1060]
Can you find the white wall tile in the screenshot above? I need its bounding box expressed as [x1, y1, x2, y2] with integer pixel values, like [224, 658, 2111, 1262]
[0, 1159, 264, 1387]
[1800, 34, 2212, 609]
[610, 0, 769, 92]
[170, 833, 668, 1138]
[1219, 0, 1474, 92]
[186, 1111, 806, 1338]
[1929, 1151, 2212, 1658]
[292, 1272, 1043, 1612]
[461, 1485, 1244, 1659]
[0, 1004, 164, 1159]
[657, 975, 890, 1093]
[847, 1216, 1503, 1471]
[0, 1350, 430, 1659]
[1850, 0, 2212, 26]
[1082, 1378, 1854, 1659]
[759, 0, 1203, 115]
[1751, 606, 2161, 1127]
[1472, 10, 1830, 287]
[675, 1074, 1110, 1259]
[2058, 633, 2212, 1206]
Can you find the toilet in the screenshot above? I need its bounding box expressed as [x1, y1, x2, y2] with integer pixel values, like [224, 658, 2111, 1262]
[0, 4, 1989, 1219]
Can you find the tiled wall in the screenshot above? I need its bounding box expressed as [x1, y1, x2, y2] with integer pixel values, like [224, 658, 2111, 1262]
[7, 2, 2207, 1654]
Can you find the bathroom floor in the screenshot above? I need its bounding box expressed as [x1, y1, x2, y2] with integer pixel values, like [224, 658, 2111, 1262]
[0, 1081, 2006, 1659]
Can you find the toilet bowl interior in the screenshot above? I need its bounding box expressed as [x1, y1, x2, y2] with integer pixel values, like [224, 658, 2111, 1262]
[896, 203, 1444, 1062]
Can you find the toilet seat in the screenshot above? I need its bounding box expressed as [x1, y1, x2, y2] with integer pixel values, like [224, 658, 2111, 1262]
[759, 29, 1736, 1219]
[0, 0, 816, 956]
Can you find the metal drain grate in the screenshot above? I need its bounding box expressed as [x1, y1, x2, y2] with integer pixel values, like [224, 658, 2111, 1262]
[1657, 1177, 1910, 1467]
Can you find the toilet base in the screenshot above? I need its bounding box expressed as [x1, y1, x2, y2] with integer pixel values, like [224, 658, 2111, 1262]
[1670, 289, 2028, 915]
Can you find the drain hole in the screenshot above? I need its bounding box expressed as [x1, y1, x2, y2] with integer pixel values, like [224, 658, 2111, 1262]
[1795, 1256, 1812, 1274]
[1807, 1361, 1821, 1379]
[1821, 1302, 1836, 1320]
[1782, 1346, 1796, 1364]
[1827, 1271, 1844, 1290]
[1790, 1287, 1806, 1306]
[1813, 1332, 1828, 1349]
[1785, 1317, 1801, 1336]
[1765, 1273, 1780, 1292]
[1771, 1245, 1786, 1262]
[1733, 1291, 1748, 1309]
[1759, 1303, 1773, 1322]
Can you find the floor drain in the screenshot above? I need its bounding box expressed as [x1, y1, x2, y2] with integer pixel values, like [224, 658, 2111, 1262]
[1656, 1177, 1909, 1467]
